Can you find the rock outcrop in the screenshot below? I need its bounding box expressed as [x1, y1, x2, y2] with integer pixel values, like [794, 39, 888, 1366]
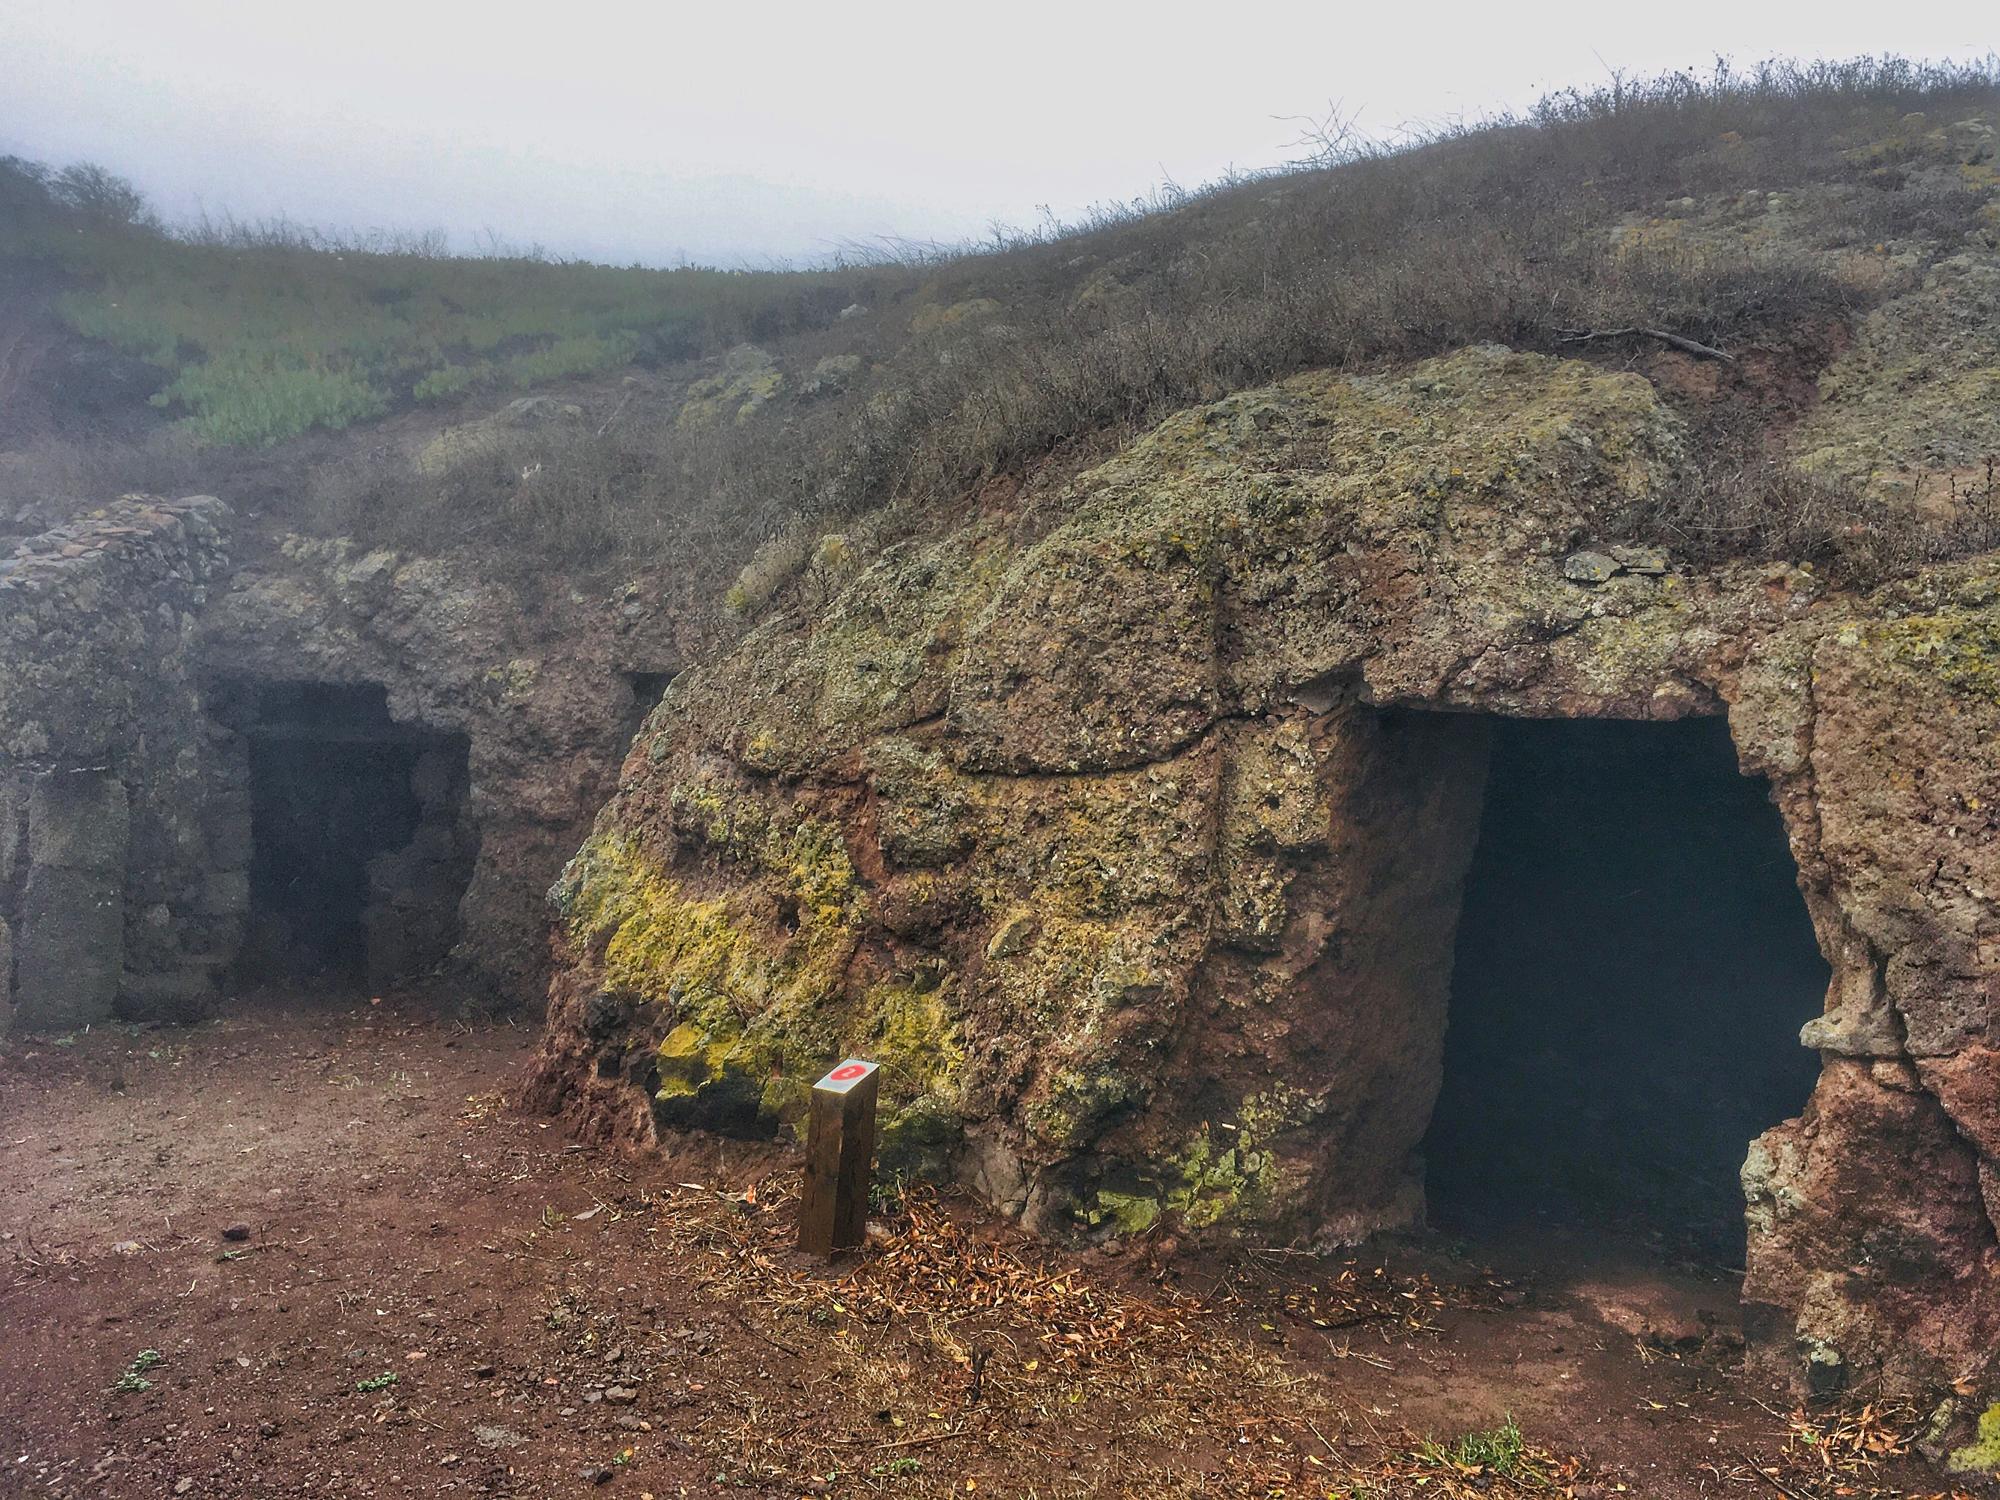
[531, 343, 2000, 1400]
[1, 494, 716, 1025]
[197, 535, 697, 1001]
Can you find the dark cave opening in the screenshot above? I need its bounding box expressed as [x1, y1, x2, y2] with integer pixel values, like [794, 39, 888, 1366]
[1423, 715, 1828, 1265]
[228, 682, 474, 986]
[620, 668, 677, 746]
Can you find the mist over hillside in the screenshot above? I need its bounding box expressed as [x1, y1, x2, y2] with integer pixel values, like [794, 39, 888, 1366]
[7, 45, 2000, 1499]
[7, 58, 1998, 604]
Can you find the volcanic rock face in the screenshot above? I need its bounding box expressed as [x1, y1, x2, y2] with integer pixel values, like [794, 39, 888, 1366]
[528, 343, 1999, 1395]
[197, 536, 693, 1001]
[1, 494, 698, 1023]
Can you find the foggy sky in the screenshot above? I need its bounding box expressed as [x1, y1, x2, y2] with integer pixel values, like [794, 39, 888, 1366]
[4, 1, 1994, 266]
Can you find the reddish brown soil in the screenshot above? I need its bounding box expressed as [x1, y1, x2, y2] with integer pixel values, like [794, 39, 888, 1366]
[0, 993, 1976, 1499]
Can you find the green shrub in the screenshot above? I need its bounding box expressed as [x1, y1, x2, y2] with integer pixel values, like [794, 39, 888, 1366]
[413, 362, 488, 401]
[153, 358, 388, 446]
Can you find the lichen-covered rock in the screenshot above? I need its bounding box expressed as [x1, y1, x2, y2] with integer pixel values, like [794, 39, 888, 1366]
[801, 354, 863, 397]
[676, 344, 783, 428]
[1792, 254, 2000, 504]
[416, 395, 586, 475]
[909, 298, 1002, 335]
[531, 343, 2000, 1404]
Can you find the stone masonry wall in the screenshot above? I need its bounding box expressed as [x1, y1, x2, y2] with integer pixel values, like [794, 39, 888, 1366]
[0, 495, 235, 1031]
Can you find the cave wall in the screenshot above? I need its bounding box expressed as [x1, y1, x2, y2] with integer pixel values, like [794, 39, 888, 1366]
[0, 496, 238, 1030]
[1425, 716, 1830, 1255]
[1, 498, 691, 1024]
[1731, 589, 2000, 1394]
[528, 347, 2000, 1399]
[196, 536, 692, 1005]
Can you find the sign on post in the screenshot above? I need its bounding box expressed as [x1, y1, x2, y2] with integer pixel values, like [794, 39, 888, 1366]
[798, 1058, 880, 1257]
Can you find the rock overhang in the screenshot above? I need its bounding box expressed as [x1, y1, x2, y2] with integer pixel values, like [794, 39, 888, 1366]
[525, 341, 2000, 1398]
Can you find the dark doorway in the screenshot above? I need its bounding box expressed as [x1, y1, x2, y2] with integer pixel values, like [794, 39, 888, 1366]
[227, 683, 473, 986]
[1424, 716, 1827, 1264]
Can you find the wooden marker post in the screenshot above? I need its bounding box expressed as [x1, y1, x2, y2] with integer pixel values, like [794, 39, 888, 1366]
[798, 1058, 880, 1257]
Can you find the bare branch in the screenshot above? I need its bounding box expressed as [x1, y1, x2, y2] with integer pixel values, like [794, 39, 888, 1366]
[1557, 327, 1736, 363]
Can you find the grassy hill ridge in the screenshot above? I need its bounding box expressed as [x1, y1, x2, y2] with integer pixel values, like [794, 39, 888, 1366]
[4, 56, 1998, 592]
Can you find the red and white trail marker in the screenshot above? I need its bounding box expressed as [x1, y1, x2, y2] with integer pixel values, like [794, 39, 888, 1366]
[798, 1058, 880, 1256]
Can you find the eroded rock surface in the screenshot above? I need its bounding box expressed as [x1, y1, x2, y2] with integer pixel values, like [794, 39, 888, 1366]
[198, 535, 696, 1001]
[530, 343, 2000, 1400]
[1, 496, 234, 1027]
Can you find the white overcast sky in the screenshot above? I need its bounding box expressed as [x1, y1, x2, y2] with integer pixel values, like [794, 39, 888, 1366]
[2, 1, 1994, 266]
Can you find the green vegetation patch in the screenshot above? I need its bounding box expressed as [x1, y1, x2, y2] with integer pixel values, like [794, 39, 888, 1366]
[2, 180, 885, 446]
[110, 1349, 164, 1394]
[1417, 1416, 1532, 1479]
[46, 240, 718, 445]
[1950, 1403, 2000, 1474]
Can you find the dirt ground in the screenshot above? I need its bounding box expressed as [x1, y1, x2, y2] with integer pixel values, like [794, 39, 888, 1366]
[0, 992, 1983, 1500]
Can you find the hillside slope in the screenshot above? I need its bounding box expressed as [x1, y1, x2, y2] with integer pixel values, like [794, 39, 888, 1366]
[4, 59, 1998, 596]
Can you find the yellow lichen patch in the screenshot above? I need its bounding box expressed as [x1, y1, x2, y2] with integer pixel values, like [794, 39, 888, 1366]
[667, 773, 770, 855]
[676, 343, 783, 428]
[482, 657, 540, 706]
[1556, 585, 1708, 698]
[551, 827, 862, 1129]
[1028, 1066, 1147, 1153]
[1868, 606, 2000, 703]
[856, 975, 968, 1168]
[1086, 1085, 1322, 1234]
[862, 976, 964, 1093]
[554, 833, 775, 1025]
[655, 1020, 772, 1116]
[553, 811, 980, 1152]
[982, 911, 1133, 1032]
[909, 297, 1001, 334]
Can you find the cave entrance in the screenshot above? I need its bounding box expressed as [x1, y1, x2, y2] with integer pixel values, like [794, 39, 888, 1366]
[227, 682, 474, 987]
[1423, 715, 1827, 1269]
[619, 667, 677, 746]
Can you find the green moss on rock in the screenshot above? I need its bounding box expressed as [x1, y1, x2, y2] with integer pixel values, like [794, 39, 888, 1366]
[1084, 1085, 1320, 1234]
[1949, 1403, 2000, 1474]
